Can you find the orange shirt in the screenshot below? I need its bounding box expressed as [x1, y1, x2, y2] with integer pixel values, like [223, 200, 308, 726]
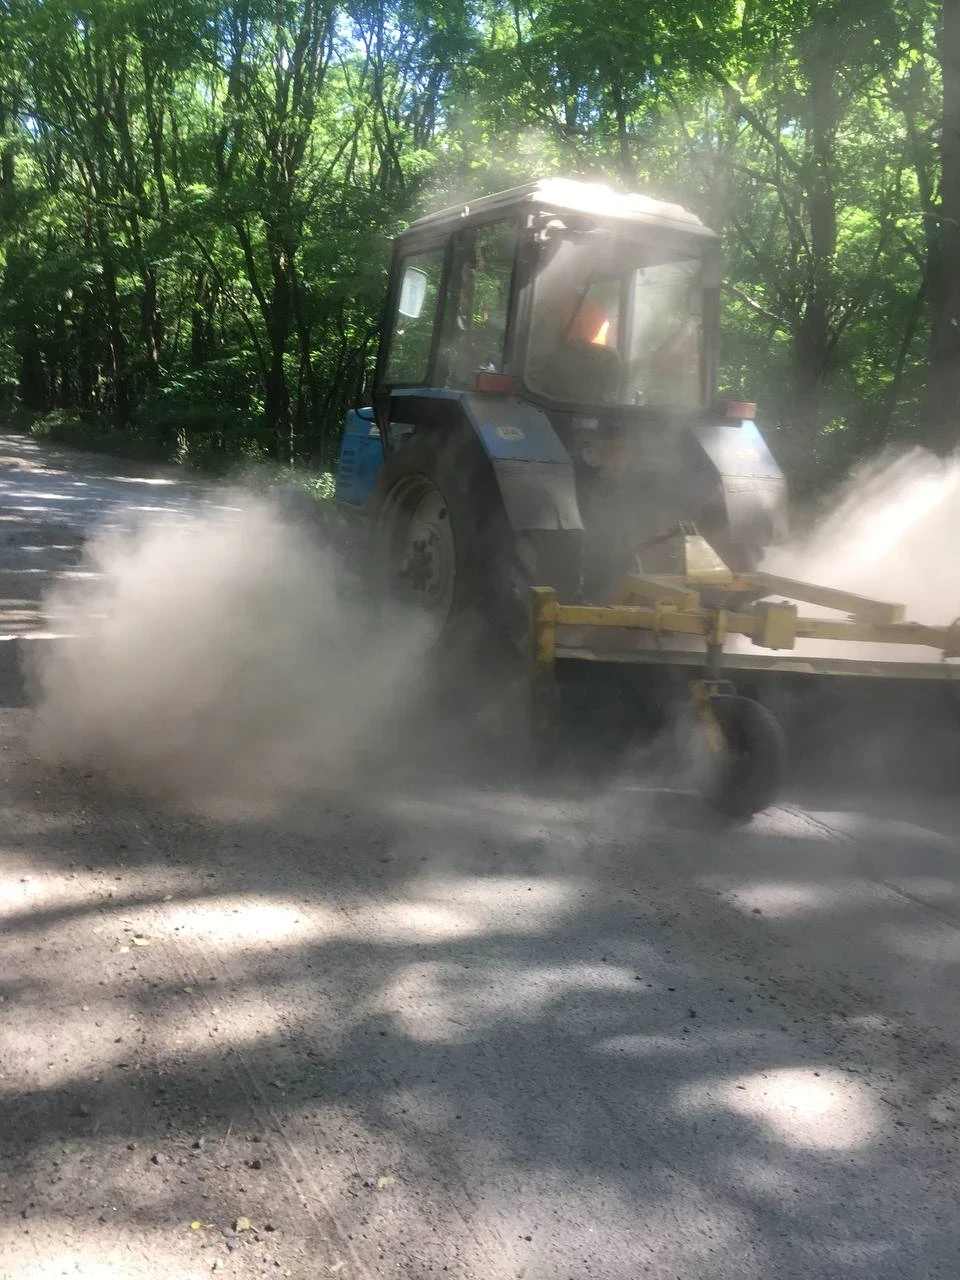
[563, 297, 610, 346]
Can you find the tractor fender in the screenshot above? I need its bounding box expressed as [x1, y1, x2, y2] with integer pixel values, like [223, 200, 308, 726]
[460, 394, 583, 533]
[692, 418, 789, 549]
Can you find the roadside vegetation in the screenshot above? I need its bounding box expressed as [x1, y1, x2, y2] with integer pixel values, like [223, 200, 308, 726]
[1, 1, 957, 494]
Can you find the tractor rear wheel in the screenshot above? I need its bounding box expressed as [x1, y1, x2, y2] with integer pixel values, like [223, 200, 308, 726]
[370, 431, 508, 650]
[371, 429, 582, 652]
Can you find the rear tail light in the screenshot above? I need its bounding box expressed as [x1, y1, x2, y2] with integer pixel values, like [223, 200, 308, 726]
[474, 371, 521, 394]
[725, 400, 757, 420]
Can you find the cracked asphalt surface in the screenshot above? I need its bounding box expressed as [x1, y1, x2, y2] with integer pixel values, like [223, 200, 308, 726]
[1, 430, 960, 1279]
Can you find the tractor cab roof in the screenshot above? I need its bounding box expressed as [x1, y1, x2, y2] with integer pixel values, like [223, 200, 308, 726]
[403, 177, 718, 243]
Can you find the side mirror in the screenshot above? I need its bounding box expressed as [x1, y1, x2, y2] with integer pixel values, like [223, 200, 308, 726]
[398, 266, 428, 319]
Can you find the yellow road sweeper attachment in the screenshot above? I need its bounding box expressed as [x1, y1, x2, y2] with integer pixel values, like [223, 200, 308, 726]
[527, 525, 960, 817]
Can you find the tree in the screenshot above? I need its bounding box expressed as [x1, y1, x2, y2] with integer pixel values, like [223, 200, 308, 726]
[924, 0, 960, 450]
[0, 0, 953, 482]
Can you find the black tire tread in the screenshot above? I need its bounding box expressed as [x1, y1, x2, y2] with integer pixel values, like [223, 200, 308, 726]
[705, 693, 786, 818]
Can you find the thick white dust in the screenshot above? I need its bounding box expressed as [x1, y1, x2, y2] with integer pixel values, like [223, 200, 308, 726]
[29, 495, 431, 807]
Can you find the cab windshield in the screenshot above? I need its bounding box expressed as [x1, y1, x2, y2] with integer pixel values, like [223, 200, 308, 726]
[525, 229, 708, 411]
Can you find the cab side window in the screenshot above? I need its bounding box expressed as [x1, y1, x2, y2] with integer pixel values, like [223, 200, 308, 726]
[440, 221, 518, 388]
[385, 247, 446, 384]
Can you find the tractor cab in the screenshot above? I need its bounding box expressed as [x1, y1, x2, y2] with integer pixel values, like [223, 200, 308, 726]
[380, 177, 718, 416]
[336, 179, 787, 639]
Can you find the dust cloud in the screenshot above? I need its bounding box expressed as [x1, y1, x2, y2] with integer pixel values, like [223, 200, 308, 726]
[29, 494, 434, 810]
[27, 445, 960, 815]
[763, 446, 960, 626]
[745, 445, 960, 790]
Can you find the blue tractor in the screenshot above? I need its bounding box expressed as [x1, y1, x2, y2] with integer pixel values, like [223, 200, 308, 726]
[328, 179, 960, 815]
[335, 178, 787, 643]
[331, 179, 960, 814]
[327, 179, 804, 813]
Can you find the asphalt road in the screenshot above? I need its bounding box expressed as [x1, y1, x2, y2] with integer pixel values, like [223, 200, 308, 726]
[1, 430, 959, 1279]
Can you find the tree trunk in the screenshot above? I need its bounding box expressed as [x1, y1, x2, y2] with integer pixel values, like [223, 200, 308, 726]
[611, 79, 633, 186]
[18, 324, 48, 411]
[790, 33, 839, 431]
[266, 234, 296, 462]
[97, 221, 131, 421]
[265, 346, 294, 463]
[923, 0, 960, 452]
[0, 99, 14, 189]
[190, 272, 217, 367]
[877, 278, 927, 441]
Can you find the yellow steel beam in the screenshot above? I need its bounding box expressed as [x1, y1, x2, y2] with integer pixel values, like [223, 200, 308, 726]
[553, 600, 960, 657]
[529, 587, 559, 740]
[791, 616, 958, 653]
[610, 573, 701, 610]
[558, 603, 709, 631]
[742, 573, 907, 624]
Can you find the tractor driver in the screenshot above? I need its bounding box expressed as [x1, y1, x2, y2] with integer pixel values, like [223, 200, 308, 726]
[562, 294, 611, 348]
[527, 282, 621, 404]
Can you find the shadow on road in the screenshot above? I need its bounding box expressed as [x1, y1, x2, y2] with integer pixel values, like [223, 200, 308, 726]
[1, 714, 959, 1278]
[1, 427, 959, 1276]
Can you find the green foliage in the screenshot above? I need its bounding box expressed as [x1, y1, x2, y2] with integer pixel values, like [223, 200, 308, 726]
[0, 0, 953, 483]
[29, 410, 166, 461]
[135, 355, 268, 470]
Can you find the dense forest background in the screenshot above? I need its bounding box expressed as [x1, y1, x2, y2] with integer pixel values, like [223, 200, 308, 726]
[1, 0, 959, 490]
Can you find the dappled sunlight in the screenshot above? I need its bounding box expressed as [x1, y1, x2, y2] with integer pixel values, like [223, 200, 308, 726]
[0, 867, 208, 926]
[0, 864, 582, 955]
[160, 876, 579, 950]
[6, 492, 90, 503]
[375, 957, 640, 1043]
[592, 1028, 759, 1058]
[161, 896, 315, 947]
[361, 875, 581, 943]
[158, 891, 519, 951]
[411, 872, 582, 914]
[0, 1020, 128, 1093]
[880, 920, 960, 964]
[4, 1221, 211, 1280]
[885, 875, 960, 903]
[707, 878, 838, 917]
[87, 475, 180, 487]
[0, 437, 956, 1280]
[371, 960, 481, 1044]
[153, 994, 288, 1060]
[1, 988, 285, 1092]
[804, 808, 950, 846]
[834, 1012, 896, 1033]
[20, 544, 81, 554]
[376, 900, 496, 942]
[0, 888, 295, 1093]
[680, 1067, 881, 1151]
